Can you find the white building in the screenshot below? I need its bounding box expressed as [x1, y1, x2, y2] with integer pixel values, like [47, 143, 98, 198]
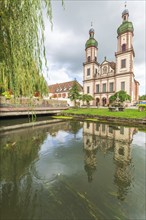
[83, 7, 139, 106]
[48, 80, 83, 106]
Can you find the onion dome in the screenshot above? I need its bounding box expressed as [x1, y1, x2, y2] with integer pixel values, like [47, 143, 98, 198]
[85, 28, 98, 49]
[117, 20, 134, 35]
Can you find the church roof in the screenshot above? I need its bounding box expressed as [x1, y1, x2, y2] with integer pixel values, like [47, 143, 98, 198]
[117, 20, 134, 35]
[48, 80, 83, 93]
[109, 62, 116, 70]
[85, 38, 98, 49]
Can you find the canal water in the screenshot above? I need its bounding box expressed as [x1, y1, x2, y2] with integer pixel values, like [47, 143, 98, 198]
[0, 120, 145, 220]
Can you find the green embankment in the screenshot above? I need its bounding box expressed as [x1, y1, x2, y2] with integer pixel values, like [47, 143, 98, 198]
[61, 108, 146, 119]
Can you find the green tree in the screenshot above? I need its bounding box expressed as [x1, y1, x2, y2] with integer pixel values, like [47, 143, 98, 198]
[0, 0, 64, 97]
[139, 95, 146, 100]
[80, 94, 94, 106]
[109, 90, 131, 103]
[68, 81, 81, 107]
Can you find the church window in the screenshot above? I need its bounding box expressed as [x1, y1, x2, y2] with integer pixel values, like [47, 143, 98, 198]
[121, 59, 126, 68]
[121, 81, 125, 91]
[118, 147, 124, 156]
[122, 44, 126, 52]
[87, 86, 90, 93]
[109, 82, 114, 92]
[95, 56, 97, 62]
[124, 16, 126, 21]
[87, 68, 90, 76]
[88, 56, 91, 62]
[103, 66, 107, 74]
[102, 83, 106, 92]
[96, 84, 100, 93]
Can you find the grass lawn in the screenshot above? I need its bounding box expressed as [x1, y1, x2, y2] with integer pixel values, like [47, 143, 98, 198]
[62, 108, 146, 119]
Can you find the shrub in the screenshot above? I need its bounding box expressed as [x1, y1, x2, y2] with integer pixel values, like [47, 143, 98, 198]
[138, 104, 146, 111]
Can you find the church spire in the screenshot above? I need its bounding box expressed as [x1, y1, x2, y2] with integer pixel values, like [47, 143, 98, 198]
[122, 1, 129, 21]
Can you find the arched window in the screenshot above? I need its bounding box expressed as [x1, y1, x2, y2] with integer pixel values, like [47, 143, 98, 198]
[122, 44, 126, 52]
[87, 56, 90, 62]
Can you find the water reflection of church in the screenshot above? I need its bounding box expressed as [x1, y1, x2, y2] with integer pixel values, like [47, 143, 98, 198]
[83, 121, 137, 200]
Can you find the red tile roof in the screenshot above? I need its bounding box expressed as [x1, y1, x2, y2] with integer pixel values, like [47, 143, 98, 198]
[48, 80, 83, 93]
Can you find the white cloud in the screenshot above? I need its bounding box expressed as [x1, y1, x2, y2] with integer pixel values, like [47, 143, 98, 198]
[46, 65, 72, 85]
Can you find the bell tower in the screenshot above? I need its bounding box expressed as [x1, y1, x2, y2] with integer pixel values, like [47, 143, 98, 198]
[115, 4, 135, 100]
[83, 26, 99, 105]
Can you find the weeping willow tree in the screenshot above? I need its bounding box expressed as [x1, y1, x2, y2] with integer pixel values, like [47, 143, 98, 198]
[0, 0, 64, 97]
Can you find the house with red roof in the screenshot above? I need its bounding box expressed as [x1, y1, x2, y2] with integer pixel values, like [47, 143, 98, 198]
[48, 80, 83, 106]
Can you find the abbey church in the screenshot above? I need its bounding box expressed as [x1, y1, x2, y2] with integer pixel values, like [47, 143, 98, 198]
[83, 7, 139, 106]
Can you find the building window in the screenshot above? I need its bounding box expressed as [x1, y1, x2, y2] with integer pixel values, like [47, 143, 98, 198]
[95, 56, 97, 62]
[121, 81, 125, 91]
[121, 59, 126, 68]
[96, 84, 100, 93]
[118, 147, 124, 156]
[102, 83, 106, 92]
[109, 82, 114, 92]
[88, 56, 90, 62]
[122, 44, 126, 52]
[87, 68, 90, 76]
[87, 86, 90, 93]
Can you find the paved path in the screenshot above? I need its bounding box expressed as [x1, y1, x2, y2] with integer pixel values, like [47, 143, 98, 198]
[0, 106, 68, 117]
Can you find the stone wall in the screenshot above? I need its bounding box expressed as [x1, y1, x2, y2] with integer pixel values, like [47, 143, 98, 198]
[0, 96, 67, 107]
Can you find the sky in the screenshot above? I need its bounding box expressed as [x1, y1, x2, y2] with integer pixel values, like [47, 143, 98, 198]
[43, 0, 145, 95]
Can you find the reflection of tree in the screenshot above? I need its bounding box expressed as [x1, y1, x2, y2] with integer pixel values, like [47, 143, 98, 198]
[0, 121, 72, 181]
[0, 121, 78, 219]
[69, 121, 82, 138]
[0, 128, 47, 181]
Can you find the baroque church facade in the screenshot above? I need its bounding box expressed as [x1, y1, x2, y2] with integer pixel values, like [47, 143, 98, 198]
[83, 8, 139, 106]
